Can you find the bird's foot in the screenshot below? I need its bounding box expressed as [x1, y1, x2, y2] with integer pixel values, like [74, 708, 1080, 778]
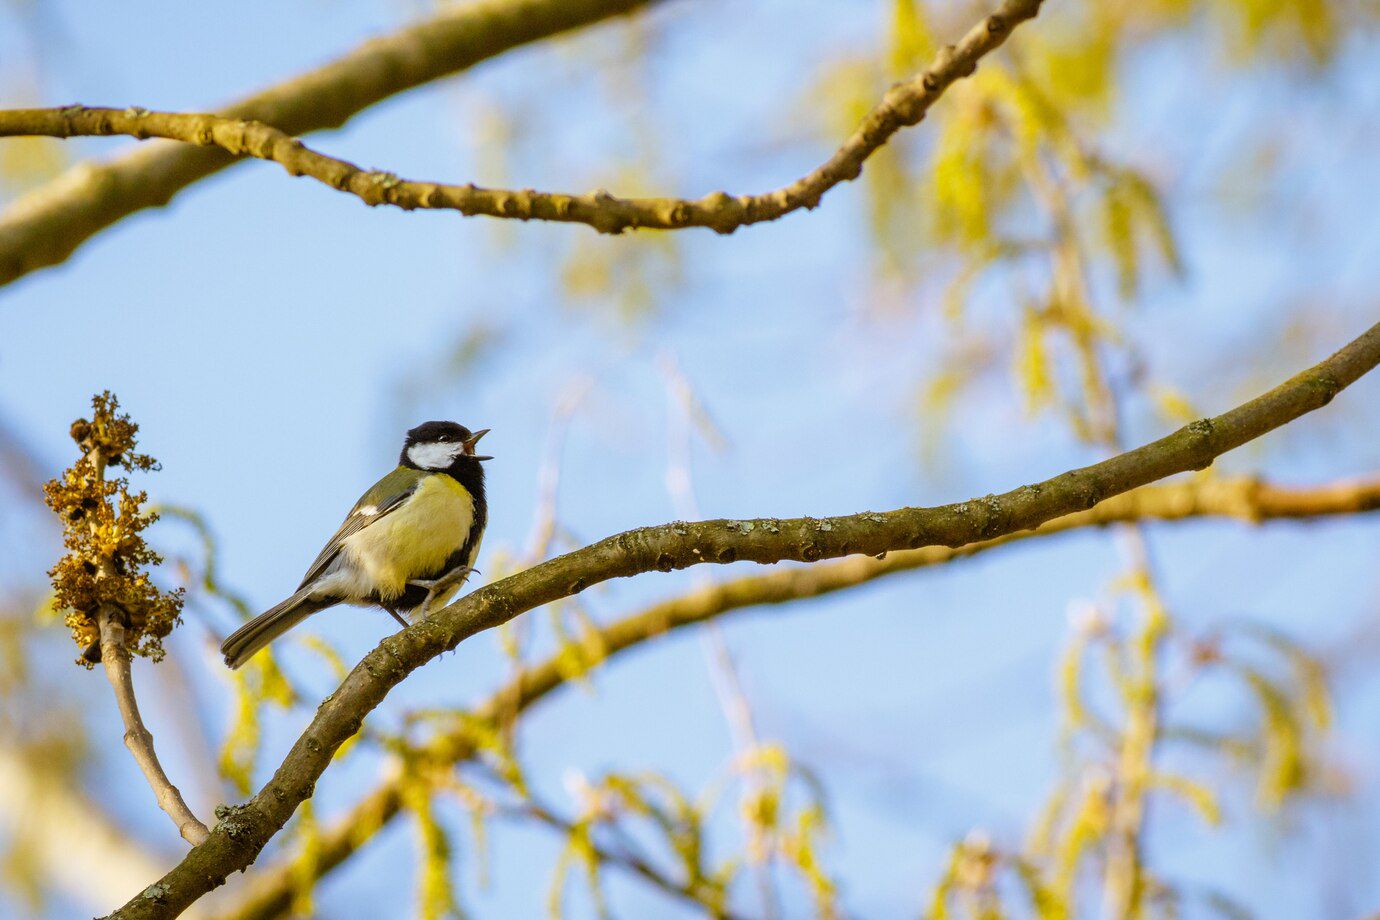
[409, 566, 476, 618]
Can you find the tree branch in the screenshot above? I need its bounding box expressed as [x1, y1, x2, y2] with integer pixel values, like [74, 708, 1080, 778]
[211, 471, 1380, 920]
[0, 747, 204, 917]
[0, 0, 1043, 244]
[70, 427, 210, 848]
[98, 604, 211, 846]
[499, 796, 747, 920]
[106, 321, 1380, 919]
[0, 0, 665, 291]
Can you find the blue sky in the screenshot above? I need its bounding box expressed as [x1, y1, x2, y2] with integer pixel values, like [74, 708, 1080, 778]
[1, 1, 1379, 917]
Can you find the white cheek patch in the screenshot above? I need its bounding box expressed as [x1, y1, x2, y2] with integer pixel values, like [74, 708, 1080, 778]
[407, 441, 463, 470]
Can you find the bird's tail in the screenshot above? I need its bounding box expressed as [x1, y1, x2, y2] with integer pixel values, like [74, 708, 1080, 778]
[221, 590, 331, 669]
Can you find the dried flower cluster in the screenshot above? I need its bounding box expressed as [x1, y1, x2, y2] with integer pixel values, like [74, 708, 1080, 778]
[43, 391, 183, 665]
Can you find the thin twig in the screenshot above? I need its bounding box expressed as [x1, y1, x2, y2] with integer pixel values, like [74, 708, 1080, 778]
[1022, 140, 1172, 917]
[523, 382, 590, 564]
[0, 0, 1045, 237]
[82, 444, 209, 847]
[97, 605, 210, 846]
[496, 382, 590, 731]
[662, 352, 781, 920]
[496, 795, 748, 920]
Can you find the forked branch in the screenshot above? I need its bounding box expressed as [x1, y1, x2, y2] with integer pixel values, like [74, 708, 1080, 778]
[107, 323, 1380, 919]
[216, 472, 1380, 920]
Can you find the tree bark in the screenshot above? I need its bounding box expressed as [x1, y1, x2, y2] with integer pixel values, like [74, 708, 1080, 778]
[0, 0, 1043, 237]
[106, 321, 1380, 919]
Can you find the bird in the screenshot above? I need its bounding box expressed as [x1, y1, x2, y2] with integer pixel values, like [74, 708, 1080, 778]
[220, 421, 491, 669]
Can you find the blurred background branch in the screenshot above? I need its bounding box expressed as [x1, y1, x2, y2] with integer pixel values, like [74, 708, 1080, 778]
[2, 0, 1378, 915]
[0, 747, 204, 918]
[0, 0, 669, 289]
[209, 470, 1380, 920]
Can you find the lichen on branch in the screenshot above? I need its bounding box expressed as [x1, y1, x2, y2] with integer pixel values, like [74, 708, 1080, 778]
[43, 391, 183, 665]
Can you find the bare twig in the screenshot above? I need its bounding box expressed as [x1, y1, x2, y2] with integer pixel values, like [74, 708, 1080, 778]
[1021, 136, 1174, 918]
[661, 353, 781, 920]
[524, 381, 591, 564]
[70, 429, 209, 847]
[499, 795, 748, 920]
[97, 605, 210, 845]
[109, 321, 1380, 919]
[496, 382, 590, 725]
[0, 0, 1044, 239]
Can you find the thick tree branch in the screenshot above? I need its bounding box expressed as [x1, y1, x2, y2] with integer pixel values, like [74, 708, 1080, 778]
[107, 321, 1380, 919]
[0, 0, 665, 290]
[0, 0, 1042, 244]
[212, 472, 1380, 920]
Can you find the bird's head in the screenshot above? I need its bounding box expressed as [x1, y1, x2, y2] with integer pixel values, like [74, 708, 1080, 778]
[401, 421, 492, 470]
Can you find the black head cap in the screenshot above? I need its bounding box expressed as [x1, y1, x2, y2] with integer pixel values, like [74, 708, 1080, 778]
[400, 421, 492, 467]
[406, 421, 470, 445]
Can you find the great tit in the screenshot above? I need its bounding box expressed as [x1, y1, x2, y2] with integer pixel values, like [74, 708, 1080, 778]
[221, 421, 491, 669]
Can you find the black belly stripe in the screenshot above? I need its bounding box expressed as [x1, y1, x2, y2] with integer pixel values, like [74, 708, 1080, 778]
[390, 490, 486, 611]
[372, 457, 486, 612]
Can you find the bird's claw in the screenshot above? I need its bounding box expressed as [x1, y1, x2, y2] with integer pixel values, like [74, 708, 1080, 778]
[409, 566, 476, 617]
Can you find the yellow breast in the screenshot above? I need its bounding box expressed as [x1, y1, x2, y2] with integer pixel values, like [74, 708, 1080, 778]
[341, 475, 474, 600]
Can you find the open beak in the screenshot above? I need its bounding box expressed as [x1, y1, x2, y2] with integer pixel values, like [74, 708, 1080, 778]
[463, 428, 492, 461]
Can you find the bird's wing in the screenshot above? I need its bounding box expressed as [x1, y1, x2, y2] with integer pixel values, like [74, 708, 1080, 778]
[296, 466, 426, 590]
